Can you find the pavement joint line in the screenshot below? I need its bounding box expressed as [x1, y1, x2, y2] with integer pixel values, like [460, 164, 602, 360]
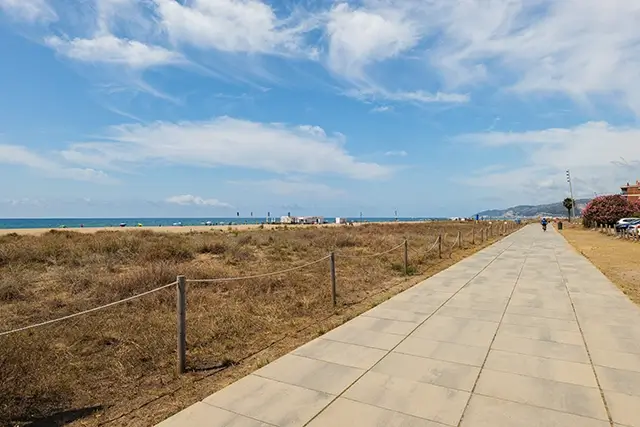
[477, 366, 600, 389]
[554, 234, 616, 427]
[359, 314, 427, 324]
[313, 336, 403, 351]
[250, 372, 344, 396]
[390, 350, 485, 369]
[456, 233, 533, 427]
[471, 391, 611, 423]
[301, 236, 518, 427]
[259, 352, 369, 370]
[337, 396, 453, 427]
[200, 400, 280, 427]
[480, 347, 592, 365]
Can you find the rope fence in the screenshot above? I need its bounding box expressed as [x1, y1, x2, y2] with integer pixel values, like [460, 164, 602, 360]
[1, 220, 522, 375]
[594, 223, 640, 242]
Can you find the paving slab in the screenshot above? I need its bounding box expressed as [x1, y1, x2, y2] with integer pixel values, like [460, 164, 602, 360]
[305, 398, 446, 427]
[253, 354, 364, 395]
[393, 336, 489, 367]
[474, 369, 608, 420]
[371, 352, 480, 391]
[156, 225, 640, 427]
[203, 375, 333, 427]
[343, 371, 469, 426]
[156, 402, 272, 427]
[292, 338, 387, 369]
[483, 349, 597, 387]
[460, 395, 610, 427]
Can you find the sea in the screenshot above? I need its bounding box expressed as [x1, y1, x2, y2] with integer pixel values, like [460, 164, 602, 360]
[0, 217, 445, 230]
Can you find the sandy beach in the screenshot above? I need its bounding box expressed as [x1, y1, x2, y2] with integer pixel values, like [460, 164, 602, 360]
[0, 222, 365, 236]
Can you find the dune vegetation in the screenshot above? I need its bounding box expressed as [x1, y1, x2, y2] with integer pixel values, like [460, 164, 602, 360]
[0, 221, 513, 426]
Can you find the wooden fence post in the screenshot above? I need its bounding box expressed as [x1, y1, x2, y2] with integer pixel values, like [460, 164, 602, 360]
[438, 234, 443, 259]
[176, 275, 186, 375]
[457, 231, 462, 248]
[403, 239, 408, 275]
[330, 252, 337, 306]
[472, 228, 475, 245]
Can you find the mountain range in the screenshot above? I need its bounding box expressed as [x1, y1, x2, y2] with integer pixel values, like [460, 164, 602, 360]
[476, 199, 591, 218]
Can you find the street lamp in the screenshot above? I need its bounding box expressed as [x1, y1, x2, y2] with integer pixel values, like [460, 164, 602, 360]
[566, 170, 576, 220]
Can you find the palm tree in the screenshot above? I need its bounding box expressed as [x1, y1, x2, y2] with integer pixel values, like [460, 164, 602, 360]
[563, 197, 575, 222]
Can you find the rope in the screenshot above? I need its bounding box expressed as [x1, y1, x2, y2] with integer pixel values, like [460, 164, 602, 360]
[187, 255, 331, 283]
[408, 236, 440, 256]
[336, 241, 405, 259]
[0, 281, 178, 338]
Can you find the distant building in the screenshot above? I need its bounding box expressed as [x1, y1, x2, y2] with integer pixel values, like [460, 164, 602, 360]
[621, 181, 640, 201]
[279, 215, 324, 224]
[280, 216, 296, 224]
[336, 217, 347, 224]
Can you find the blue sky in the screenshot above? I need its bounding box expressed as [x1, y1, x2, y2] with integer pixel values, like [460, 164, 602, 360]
[1, 0, 640, 218]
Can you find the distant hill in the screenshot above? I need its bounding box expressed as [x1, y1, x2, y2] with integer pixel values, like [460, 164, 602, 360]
[476, 199, 591, 218]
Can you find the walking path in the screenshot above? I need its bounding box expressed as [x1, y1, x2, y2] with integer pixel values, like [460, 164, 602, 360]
[157, 225, 640, 427]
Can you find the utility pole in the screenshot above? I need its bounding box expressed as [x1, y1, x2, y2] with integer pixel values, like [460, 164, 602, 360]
[566, 170, 576, 220]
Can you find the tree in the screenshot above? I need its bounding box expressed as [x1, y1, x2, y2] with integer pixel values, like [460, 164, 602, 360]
[563, 197, 575, 222]
[582, 195, 635, 227]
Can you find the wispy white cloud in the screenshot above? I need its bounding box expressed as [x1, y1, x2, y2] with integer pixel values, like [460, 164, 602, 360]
[326, 3, 418, 79]
[61, 116, 391, 180]
[154, 0, 316, 56]
[352, 88, 469, 104]
[457, 121, 640, 198]
[0, 0, 56, 22]
[371, 106, 392, 113]
[166, 194, 233, 208]
[426, 0, 640, 115]
[384, 150, 407, 157]
[0, 144, 113, 183]
[6, 0, 640, 114]
[46, 35, 182, 69]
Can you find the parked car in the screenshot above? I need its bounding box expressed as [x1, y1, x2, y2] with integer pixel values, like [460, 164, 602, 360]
[617, 218, 639, 225]
[628, 223, 640, 235]
[616, 218, 640, 232]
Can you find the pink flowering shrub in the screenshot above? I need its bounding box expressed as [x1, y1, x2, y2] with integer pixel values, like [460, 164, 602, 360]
[582, 195, 639, 227]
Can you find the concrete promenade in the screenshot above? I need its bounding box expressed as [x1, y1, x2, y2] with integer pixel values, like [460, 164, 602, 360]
[158, 225, 640, 427]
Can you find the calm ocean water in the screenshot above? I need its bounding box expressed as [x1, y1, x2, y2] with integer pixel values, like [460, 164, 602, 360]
[0, 217, 443, 230]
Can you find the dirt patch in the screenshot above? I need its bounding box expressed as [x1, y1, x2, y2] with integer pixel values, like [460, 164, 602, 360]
[0, 222, 516, 426]
[562, 226, 640, 306]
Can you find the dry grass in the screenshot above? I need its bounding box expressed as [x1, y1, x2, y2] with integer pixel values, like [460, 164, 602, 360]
[0, 222, 512, 426]
[562, 225, 640, 306]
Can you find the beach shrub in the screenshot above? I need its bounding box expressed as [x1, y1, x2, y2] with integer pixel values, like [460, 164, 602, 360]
[582, 195, 636, 227]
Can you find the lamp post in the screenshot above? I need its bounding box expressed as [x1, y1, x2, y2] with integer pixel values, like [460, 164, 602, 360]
[566, 170, 576, 221]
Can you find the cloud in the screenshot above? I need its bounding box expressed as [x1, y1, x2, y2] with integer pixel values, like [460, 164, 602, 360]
[371, 106, 391, 113]
[326, 3, 418, 79]
[384, 150, 407, 157]
[6, 0, 640, 114]
[457, 121, 640, 199]
[0, 144, 113, 183]
[349, 88, 469, 105]
[229, 179, 346, 198]
[426, 0, 640, 115]
[61, 116, 391, 180]
[166, 194, 233, 208]
[45, 35, 182, 69]
[0, 0, 56, 22]
[154, 0, 314, 56]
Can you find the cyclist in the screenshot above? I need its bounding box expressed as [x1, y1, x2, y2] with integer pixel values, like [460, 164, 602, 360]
[541, 217, 548, 231]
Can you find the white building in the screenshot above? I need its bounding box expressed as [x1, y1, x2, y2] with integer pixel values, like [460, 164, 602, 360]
[297, 216, 324, 224]
[280, 215, 324, 224]
[336, 217, 348, 224]
[280, 216, 296, 224]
